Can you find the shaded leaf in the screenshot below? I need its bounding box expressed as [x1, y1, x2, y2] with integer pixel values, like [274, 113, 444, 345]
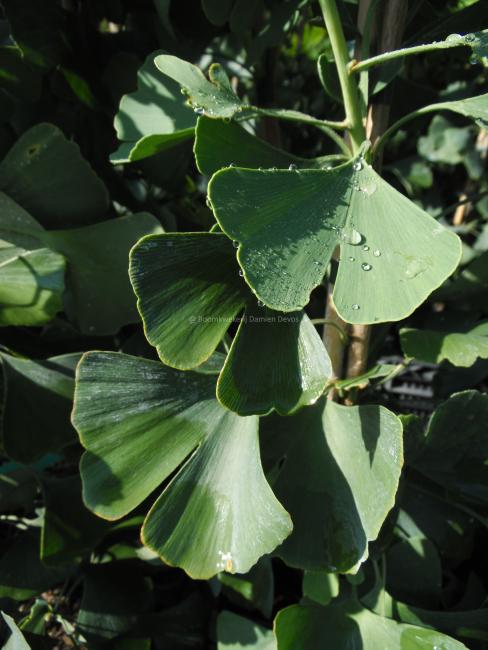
[302, 571, 339, 606]
[73, 352, 292, 579]
[111, 51, 196, 164]
[1, 352, 80, 463]
[41, 475, 111, 566]
[217, 306, 331, 415]
[274, 600, 467, 649]
[274, 399, 403, 572]
[397, 602, 488, 643]
[400, 322, 488, 367]
[202, 0, 234, 26]
[44, 214, 163, 335]
[208, 154, 461, 323]
[0, 532, 69, 601]
[129, 232, 245, 369]
[413, 390, 488, 504]
[0, 124, 109, 228]
[217, 611, 276, 650]
[219, 557, 274, 617]
[0, 193, 65, 326]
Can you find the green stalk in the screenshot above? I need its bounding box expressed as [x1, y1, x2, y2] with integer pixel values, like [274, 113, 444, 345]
[318, 0, 366, 152]
[350, 37, 471, 74]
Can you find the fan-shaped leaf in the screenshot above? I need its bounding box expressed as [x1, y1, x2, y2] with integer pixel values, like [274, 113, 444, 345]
[73, 352, 291, 579]
[275, 600, 467, 649]
[111, 51, 196, 163]
[155, 55, 244, 119]
[274, 400, 403, 572]
[400, 322, 488, 367]
[208, 155, 461, 323]
[0, 123, 108, 228]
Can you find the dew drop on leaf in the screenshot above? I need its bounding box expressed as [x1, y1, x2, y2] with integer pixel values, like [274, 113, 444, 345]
[361, 263, 372, 271]
[257, 300, 264, 307]
[352, 304, 360, 310]
[238, 269, 244, 277]
[353, 161, 363, 171]
[446, 33, 462, 42]
[464, 33, 477, 43]
[341, 228, 362, 245]
[373, 249, 381, 257]
[233, 240, 239, 248]
[288, 163, 298, 171]
[363, 245, 370, 251]
[194, 106, 205, 115]
[348, 256, 355, 262]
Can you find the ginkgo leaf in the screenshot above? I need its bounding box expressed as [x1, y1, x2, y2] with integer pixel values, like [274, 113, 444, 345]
[0, 123, 108, 228]
[433, 92, 488, 129]
[400, 322, 488, 367]
[130, 233, 331, 415]
[154, 55, 244, 119]
[273, 399, 403, 572]
[217, 305, 331, 416]
[274, 600, 467, 649]
[0, 192, 65, 326]
[129, 232, 245, 369]
[73, 352, 292, 579]
[111, 51, 196, 163]
[194, 117, 339, 176]
[208, 154, 461, 323]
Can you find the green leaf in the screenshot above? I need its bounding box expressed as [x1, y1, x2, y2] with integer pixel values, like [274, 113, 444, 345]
[129, 232, 245, 369]
[413, 390, 488, 504]
[195, 117, 301, 176]
[0, 124, 109, 228]
[73, 352, 292, 579]
[194, 117, 333, 176]
[111, 51, 196, 163]
[418, 116, 472, 165]
[130, 233, 331, 414]
[154, 55, 245, 119]
[0, 532, 69, 601]
[1, 352, 80, 463]
[0, 612, 31, 650]
[44, 213, 163, 335]
[41, 475, 111, 566]
[302, 571, 339, 606]
[202, 0, 234, 26]
[386, 536, 442, 609]
[217, 611, 276, 650]
[208, 154, 461, 323]
[77, 562, 153, 641]
[397, 602, 488, 643]
[219, 557, 274, 617]
[274, 600, 468, 649]
[0, 193, 65, 326]
[400, 322, 488, 367]
[217, 306, 331, 415]
[273, 400, 403, 572]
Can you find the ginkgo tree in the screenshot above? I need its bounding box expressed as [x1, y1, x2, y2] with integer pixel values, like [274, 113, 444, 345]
[1, 0, 487, 647]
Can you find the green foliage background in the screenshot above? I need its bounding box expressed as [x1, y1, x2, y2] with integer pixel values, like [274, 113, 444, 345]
[0, 0, 487, 648]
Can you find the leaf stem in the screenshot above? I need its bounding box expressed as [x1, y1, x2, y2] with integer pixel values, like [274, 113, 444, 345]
[372, 100, 472, 157]
[318, 0, 366, 153]
[349, 37, 471, 74]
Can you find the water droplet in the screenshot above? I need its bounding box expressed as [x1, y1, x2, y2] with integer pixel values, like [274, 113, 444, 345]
[258, 167, 263, 171]
[362, 245, 369, 251]
[233, 240, 239, 248]
[180, 87, 189, 95]
[341, 228, 362, 245]
[353, 161, 363, 172]
[314, 260, 322, 266]
[352, 304, 360, 310]
[288, 163, 298, 171]
[361, 263, 372, 271]
[470, 54, 479, 65]
[238, 269, 244, 277]
[270, 167, 278, 171]
[206, 196, 212, 209]
[194, 106, 205, 115]
[446, 33, 462, 42]
[464, 32, 477, 43]
[348, 256, 355, 262]
[373, 249, 381, 257]
[228, 162, 235, 167]
[257, 300, 264, 307]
